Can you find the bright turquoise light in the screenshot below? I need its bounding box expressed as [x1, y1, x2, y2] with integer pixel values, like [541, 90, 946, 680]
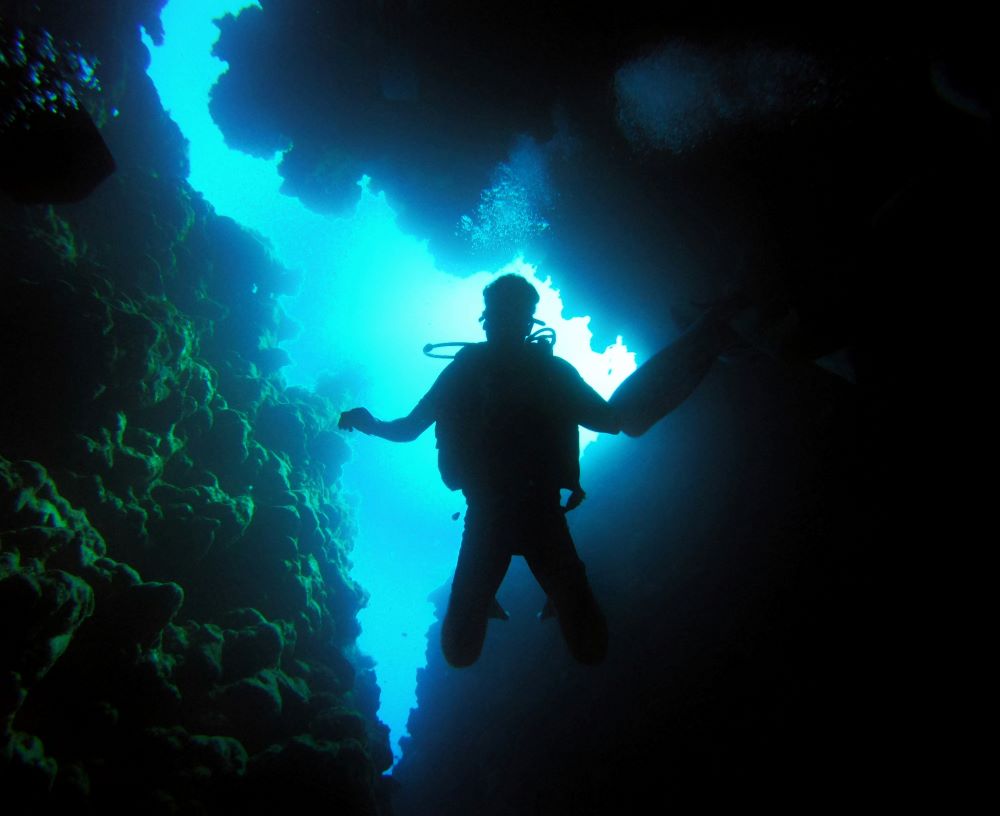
[145, 0, 636, 764]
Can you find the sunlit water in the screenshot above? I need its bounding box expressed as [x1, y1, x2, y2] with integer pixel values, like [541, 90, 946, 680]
[144, 0, 636, 763]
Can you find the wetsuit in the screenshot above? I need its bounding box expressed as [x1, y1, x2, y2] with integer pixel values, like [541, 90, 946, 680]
[411, 342, 620, 666]
[341, 300, 742, 665]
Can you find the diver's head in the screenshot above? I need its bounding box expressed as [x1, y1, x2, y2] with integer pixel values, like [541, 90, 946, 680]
[481, 274, 540, 346]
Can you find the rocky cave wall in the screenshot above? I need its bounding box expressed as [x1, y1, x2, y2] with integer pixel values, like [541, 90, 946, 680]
[1, 4, 392, 812]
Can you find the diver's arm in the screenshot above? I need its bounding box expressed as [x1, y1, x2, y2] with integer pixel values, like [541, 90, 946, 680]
[561, 362, 623, 434]
[338, 399, 435, 442]
[578, 395, 623, 435]
[339, 355, 457, 442]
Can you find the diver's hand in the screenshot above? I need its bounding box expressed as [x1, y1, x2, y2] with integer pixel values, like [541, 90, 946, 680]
[338, 407, 377, 434]
[563, 487, 586, 513]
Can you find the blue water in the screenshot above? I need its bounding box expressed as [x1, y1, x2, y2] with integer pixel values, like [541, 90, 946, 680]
[144, 0, 635, 763]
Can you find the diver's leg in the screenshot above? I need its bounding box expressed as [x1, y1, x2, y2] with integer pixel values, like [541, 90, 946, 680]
[524, 508, 608, 665]
[441, 502, 512, 668]
[610, 307, 742, 437]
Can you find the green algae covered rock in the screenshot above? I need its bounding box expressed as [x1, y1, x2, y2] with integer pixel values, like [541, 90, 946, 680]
[0, 459, 100, 684]
[162, 621, 225, 693]
[0, 570, 94, 684]
[1, 18, 391, 804]
[221, 616, 284, 681]
[0, 289, 391, 813]
[96, 580, 184, 648]
[242, 734, 380, 814]
[2, 730, 58, 800]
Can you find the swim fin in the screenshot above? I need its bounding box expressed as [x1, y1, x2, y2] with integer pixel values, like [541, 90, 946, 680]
[488, 597, 509, 621]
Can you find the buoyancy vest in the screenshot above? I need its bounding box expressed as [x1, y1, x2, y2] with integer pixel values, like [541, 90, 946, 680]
[434, 342, 582, 494]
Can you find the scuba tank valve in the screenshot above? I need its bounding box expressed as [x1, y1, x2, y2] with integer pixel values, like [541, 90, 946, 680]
[423, 328, 557, 360]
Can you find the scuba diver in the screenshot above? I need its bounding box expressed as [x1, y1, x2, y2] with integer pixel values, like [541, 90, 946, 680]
[339, 274, 743, 667]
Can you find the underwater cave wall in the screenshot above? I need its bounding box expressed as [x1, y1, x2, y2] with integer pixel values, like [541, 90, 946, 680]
[1, 4, 392, 811]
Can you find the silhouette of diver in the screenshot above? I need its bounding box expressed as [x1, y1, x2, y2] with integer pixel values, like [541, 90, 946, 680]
[339, 274, 742, 667]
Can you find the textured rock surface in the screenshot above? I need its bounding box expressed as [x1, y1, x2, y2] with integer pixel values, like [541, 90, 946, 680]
[1, 5, 391, 812]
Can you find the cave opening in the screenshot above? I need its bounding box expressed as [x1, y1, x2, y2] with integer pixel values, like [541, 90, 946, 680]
[145, 0, 636, 762]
